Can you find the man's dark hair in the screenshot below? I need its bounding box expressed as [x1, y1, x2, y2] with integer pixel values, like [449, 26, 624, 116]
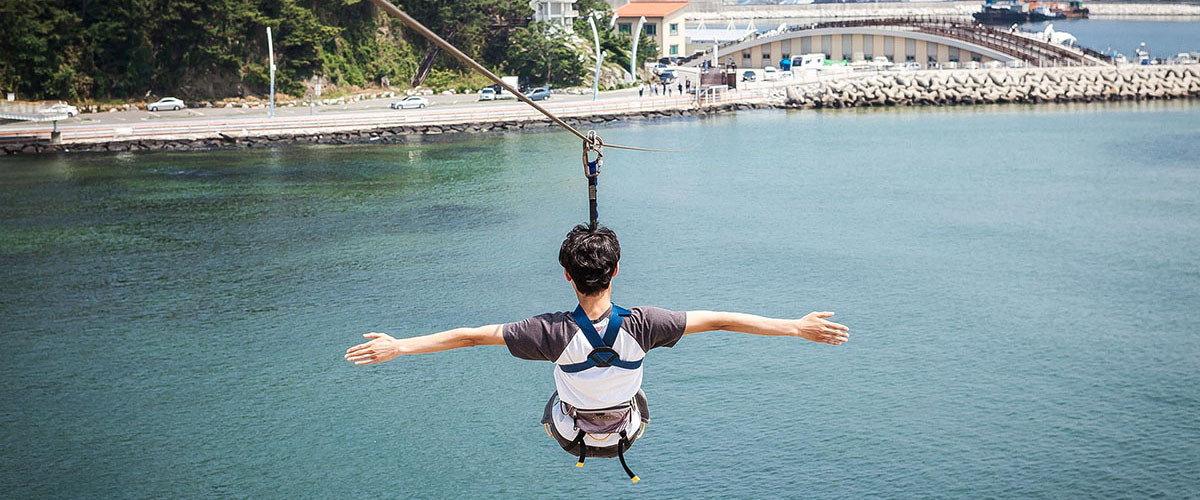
[559, 223, 621, 296]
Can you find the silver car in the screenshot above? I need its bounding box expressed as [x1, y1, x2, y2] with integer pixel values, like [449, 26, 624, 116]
[148, 97, 185, 111]
[390, 96, 429, 109]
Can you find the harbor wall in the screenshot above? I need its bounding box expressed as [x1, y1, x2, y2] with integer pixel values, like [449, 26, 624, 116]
[783, 65, 1200, 108]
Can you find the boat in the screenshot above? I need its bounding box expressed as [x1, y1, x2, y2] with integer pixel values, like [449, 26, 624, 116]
[1053, 1, 1089, 19]
[973, 0, 1030, 24]
[1030, 5, 1066, 21]
[974, 0, 1087, 24]
[1134, 43, 1153, 65]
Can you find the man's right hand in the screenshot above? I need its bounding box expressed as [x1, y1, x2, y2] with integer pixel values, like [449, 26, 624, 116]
[794, 312, 849, 345]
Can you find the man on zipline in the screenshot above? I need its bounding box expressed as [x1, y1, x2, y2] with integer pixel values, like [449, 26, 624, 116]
[345, 223, 849, 481]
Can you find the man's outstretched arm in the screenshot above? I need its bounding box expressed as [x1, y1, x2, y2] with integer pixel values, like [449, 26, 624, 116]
[344, 324, 506, 366]
[683, 311, 849, 345]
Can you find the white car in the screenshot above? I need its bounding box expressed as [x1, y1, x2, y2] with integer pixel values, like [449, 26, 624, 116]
[982, 61, 1005, 69]
[41, 103, 78, 117]
[390, 96, 429, 109]
[1006, 60, 1027, 68]
[892, 62, 923, 72]
[963, 61, 981, 70]
[868, 56, 893, 70]
[147, 97, 185, 111]
[478, 88, 496, 101]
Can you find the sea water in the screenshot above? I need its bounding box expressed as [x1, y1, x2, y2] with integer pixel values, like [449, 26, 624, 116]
[2, 100, 1198, 499]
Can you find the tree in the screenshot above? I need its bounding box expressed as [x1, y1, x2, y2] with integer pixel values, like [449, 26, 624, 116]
[504, 22, 584, 87]
[397, 0, 531, 87]
[570, 0, 656, 81]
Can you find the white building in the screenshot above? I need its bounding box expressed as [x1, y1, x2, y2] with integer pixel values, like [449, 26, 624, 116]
[531, 0, 579, 27]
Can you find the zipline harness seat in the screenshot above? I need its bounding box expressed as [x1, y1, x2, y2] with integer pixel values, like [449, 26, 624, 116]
[542, 303, 646, 482]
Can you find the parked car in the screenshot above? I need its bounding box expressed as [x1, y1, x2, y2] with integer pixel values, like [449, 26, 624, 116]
[741, 70, 757, 82]
[390, 96, 429, 109]
[942, 61, 959, 70]
[147, 97, 185, 111]
[41, 102, 78, 117]
[659, 69, 677, 83]
[982, 60, 1005, 69]
[1006, 60, 1027, 68]
[478, 88, 496, 101]
[652, 63, 670, 76]
[762, 66, 779, 81]
[963, 61, 981, 70]
[868, 56, 897, 70]
[527, 87, 551, 101]
[893, 62, 923, 72]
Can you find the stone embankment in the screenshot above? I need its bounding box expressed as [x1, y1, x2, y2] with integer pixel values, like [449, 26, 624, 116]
[784, 66, 1200, 108]
[2, 105, 779, 155]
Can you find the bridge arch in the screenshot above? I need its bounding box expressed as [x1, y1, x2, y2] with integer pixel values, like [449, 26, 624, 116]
[683, 19, 1103, 68]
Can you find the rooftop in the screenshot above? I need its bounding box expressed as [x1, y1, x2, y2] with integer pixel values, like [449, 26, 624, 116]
[615, 1, 689, 18]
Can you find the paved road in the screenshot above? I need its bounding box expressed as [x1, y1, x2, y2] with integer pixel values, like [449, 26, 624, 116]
[0, 77, 721, 143]
[0, 83, 703, 130]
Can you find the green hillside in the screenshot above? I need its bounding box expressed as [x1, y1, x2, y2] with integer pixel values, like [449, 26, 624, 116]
[0, 0, 656, 102]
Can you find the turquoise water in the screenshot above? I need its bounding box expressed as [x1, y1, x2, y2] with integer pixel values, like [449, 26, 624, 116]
[2, 101, 1199, 499]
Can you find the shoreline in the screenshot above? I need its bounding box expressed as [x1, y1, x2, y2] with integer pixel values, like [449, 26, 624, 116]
[0, 104, 769, 155]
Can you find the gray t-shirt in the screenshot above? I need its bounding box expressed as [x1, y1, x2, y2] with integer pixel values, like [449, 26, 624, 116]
[503, 306, 687, 362]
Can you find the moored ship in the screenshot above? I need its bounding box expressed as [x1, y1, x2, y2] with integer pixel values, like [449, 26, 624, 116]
[973, 0, 1088, 24]
[1053, 0, 1090, 19]
[973, 0, 1029, 24]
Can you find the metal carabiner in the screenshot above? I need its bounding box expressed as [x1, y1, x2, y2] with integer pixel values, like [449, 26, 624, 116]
[582, 130, 603, 179]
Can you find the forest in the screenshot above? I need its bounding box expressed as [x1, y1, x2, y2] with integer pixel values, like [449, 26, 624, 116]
[0, 0, 656, 101]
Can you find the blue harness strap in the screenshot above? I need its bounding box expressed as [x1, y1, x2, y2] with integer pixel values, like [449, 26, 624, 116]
[559, 304, 643, 373]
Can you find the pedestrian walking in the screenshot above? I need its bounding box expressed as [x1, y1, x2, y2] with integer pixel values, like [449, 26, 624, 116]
[677, 82, 683, 95]
[638, 84, 644, 98]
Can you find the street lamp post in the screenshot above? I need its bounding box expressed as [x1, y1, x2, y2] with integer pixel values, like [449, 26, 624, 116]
[267, 27, 276, 118]
[588, 15, 603, 101]
[630, 16, 646, 83]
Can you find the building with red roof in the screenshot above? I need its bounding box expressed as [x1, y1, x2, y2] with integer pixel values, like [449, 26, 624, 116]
[614, 1, 689, 60]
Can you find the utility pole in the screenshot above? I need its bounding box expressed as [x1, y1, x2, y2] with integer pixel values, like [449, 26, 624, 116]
[267, 27, 276, 118]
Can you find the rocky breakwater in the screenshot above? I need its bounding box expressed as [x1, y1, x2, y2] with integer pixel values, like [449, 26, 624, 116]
[784, 66, 1200, 109]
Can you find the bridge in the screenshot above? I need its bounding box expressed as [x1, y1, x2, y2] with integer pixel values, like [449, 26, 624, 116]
[0, 101, 69, 145]
[682, 18, 1110, 69]
[0, 101, 69, 122]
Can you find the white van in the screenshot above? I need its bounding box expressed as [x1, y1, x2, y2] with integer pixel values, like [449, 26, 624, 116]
[790, 53, 826, 69]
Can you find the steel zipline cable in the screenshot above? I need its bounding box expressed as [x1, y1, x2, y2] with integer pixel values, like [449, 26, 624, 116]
[364, 0, 672, 153]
